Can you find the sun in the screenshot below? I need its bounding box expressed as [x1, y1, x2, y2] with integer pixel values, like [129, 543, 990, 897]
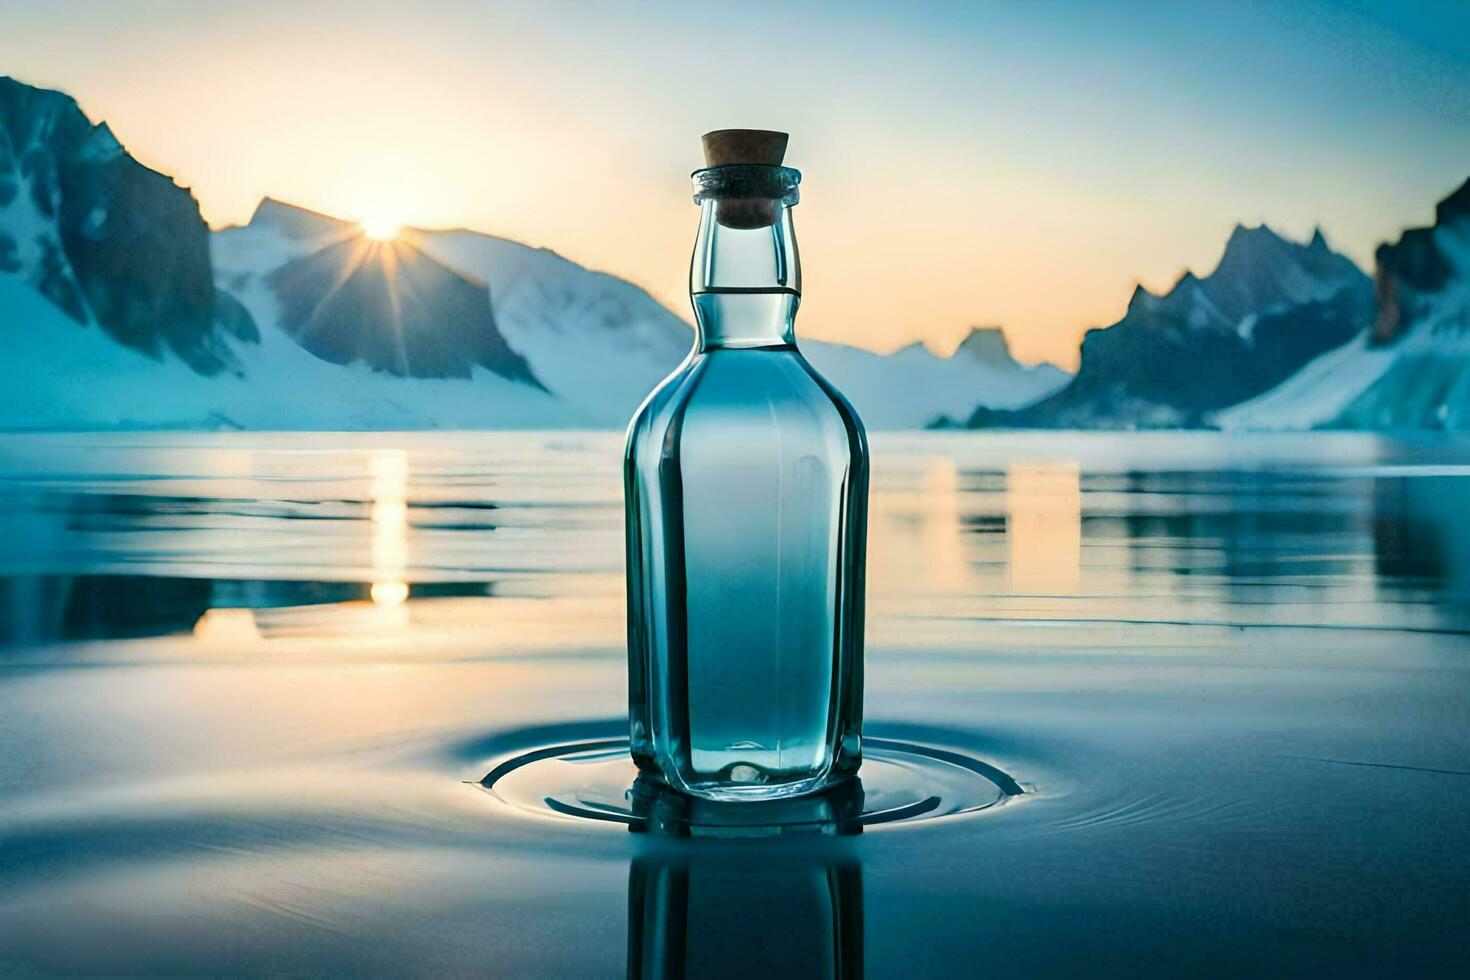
[360, 216, 400, 241]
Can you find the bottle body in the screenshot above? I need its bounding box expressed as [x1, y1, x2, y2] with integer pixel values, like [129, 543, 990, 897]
[625, 320, 867, 800]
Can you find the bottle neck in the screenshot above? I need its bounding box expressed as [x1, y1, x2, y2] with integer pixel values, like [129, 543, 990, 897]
[692, 291, 799, 350]
[688, 171, 801, 352]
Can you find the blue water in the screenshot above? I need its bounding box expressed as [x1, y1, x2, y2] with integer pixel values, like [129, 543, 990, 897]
[0, 430, 1467, 976]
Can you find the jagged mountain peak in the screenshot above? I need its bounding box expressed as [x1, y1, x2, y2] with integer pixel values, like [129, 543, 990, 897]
[1, 77, 125, 171]
[1198, 221, 1366, 326]
[1436, 176, 1470, 226]
[0, 75, 83, 135]
[1213, 221, 1358, 277]
[1215, 222, 1298, 275]
[954, 326, 1014, 365]
[247, 197, 350, 239]
[982, 217, 1375, 429]
[1225, 221, 1283, 244]
[1, 75, 249, 375]
[1126, 282, 1158, 314]
[1370, 173, 1470, 344]
[77, 121, 125, 164]
[1174, 270, 1201, 289]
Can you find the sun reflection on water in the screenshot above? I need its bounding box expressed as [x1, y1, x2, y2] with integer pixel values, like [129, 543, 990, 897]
[369, 451, 410, 626]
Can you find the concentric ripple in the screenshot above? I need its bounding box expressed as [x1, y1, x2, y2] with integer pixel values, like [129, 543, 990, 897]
[475, 736, 1026, 835]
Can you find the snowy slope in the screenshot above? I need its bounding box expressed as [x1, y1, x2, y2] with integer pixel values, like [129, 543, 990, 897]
[415, 227, 690, 426]
[1213, 331, 1398, 430]
[0, 276, 211, 428]
[0, 272, 577, 430]
[1218, 178, 1470, 431]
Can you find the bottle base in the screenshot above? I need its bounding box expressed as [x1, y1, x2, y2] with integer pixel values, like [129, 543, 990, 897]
[670, 766, 857, 803]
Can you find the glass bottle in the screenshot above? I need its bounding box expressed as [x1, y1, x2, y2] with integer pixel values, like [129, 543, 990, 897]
[624, 130, 868, 801]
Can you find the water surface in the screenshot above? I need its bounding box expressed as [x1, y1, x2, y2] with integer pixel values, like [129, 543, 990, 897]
[0, 431, 1466, 976]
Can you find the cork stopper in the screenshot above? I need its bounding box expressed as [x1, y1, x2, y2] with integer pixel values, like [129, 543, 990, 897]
[701, 129, 789, 168]
[701, 129, 790, 229]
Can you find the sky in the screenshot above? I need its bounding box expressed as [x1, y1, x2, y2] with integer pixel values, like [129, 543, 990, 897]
[1, 0, 1467, 368]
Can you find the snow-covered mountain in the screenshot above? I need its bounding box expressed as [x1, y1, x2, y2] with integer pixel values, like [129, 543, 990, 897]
[971, 224, 1373, 428]
[807, 327, 1070, 429]
[1219, 178, 1470, 431]
[217, 200, 1067, 429]
[0, 86, 572, 432]
[216, 199, 541, 385]
[0, 76, 254, 376]
[0, 77, 1066, 430]
[414, 221, 1069, 428]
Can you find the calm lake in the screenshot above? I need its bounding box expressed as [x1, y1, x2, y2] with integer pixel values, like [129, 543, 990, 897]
[0, 430, 1467, 976]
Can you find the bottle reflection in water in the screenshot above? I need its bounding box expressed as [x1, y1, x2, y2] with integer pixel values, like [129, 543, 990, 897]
[625, 777, 865, 980]
[626, 853, 864, 980]
[625, 130, 868, 801]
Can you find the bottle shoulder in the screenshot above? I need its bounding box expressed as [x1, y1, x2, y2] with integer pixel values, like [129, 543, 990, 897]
[625, 351, 700, 443]
[787, 349, 868, 440]
[673, 348, 861, 413]
[626, 347, 867, 463]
